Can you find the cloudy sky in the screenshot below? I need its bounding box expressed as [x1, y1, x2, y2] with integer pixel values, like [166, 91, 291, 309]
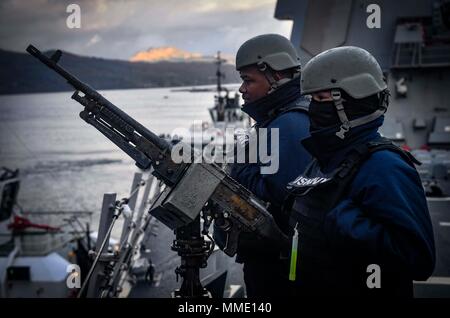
[0, 0, 292, 60]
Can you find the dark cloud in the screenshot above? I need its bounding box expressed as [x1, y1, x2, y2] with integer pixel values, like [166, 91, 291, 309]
[0, 0, 292, 60]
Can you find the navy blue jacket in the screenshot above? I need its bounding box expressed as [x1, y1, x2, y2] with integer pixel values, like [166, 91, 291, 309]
[231, 110, 311, 208]
[302, 118, 435, 289]
[227, 78, 311, 261]
[323, 150, 436, 281]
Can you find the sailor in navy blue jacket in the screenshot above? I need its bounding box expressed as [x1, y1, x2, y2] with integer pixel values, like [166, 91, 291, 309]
[231, 89, 311, 210]
[213, 33, 312, 298]
[288, 46, 435, 296]
[291, 116, 436, 296]
[227, 76, 311, 298]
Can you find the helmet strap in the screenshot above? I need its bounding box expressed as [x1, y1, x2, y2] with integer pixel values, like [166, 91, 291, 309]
[332, 90, 351, 139]
[258, 62, 278, 93]
[332, 89, 387, 139]
[379, 89, 390, 109]
[258, 62, 299, 94]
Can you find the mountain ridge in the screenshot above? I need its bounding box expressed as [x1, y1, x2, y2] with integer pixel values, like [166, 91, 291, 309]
[0, 48, 240, 95]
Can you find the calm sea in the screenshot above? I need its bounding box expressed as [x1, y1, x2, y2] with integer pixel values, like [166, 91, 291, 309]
[0, 85, 240, 231]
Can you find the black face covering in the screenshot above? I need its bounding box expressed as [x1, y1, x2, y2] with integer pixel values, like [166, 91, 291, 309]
[308, 92, 381, 132]
[308, 100, 340, 132]
[342, 92, 381, 119]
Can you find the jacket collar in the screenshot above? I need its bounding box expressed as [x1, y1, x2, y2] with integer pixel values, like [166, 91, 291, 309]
[302, 116, 385, 172]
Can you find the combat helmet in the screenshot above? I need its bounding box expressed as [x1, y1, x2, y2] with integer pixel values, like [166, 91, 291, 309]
[301, 46, 389, 139]
[236, 34, 301, 91]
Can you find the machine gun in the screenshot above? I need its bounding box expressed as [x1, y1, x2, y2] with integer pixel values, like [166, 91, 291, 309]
[26, 45, 289, 297]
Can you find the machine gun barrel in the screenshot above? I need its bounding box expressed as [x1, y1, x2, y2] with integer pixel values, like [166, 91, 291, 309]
[26, 44, 290, 259]
[26, 45, 171, 156]
[26, 45, 187, 185]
